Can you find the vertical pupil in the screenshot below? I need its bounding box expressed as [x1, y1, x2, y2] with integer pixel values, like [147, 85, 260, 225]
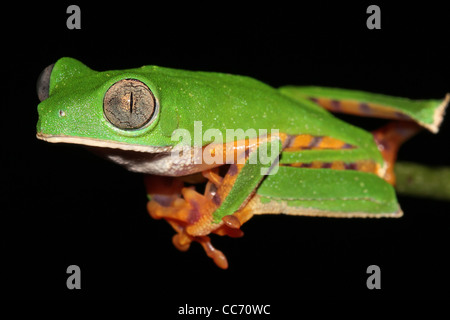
[129, 92, 134, 114]
[104, 79, 156, 130]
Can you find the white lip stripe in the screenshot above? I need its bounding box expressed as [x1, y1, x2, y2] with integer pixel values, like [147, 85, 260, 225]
[36, 133, 172, 153]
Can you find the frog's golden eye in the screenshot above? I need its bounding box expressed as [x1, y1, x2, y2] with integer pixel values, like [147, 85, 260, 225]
[103, 79, 156, 130]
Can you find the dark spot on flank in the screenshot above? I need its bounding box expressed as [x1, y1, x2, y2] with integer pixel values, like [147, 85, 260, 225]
[228, 164, 238, 176]
[309, 97, 319, 103]
[359, 103, 371, 114]
[394, 112, 411, 120]
[342, 143, 354, 149]
[300, 163, 312, 168]
[308, 136, 323, 148]
[244, 148, 251, 159]
[285, 135, 296, 148]
[321, 162, 332, 168]
[330, 99, 341, 110]
[344, 163, 357, 170]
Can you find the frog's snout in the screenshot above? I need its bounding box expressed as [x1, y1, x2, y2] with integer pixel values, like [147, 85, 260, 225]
[36, 63, 55, 102]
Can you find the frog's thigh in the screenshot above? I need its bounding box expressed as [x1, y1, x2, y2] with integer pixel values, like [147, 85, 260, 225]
[281, 86, 449, 133]
[249, 166, 402, 218]
[310, 97, 412, 120]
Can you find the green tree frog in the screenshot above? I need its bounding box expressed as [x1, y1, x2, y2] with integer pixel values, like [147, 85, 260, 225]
[36, 57, 449, 269]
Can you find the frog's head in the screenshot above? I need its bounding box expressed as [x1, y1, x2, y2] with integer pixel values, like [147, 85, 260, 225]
[36, 57, 194, 175]
[36, 57, 179, 153]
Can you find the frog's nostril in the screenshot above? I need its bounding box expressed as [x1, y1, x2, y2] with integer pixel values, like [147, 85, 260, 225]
[36, 63, 55, 102]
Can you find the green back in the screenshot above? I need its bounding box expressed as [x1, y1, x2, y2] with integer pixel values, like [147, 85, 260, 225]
[37, 58, 382, 164]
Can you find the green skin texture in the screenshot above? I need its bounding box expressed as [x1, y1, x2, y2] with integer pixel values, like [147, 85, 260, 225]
[37, 57, 442, 220]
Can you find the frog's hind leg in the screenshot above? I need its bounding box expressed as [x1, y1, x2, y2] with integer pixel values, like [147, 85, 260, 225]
[372, 121, 422, 185]
[280, 86, 449, 133]
[308, 96, 416, 121]
[278, 87, 449, 184]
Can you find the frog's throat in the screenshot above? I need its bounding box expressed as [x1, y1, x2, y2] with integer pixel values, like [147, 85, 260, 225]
[36, 133, 173, 153]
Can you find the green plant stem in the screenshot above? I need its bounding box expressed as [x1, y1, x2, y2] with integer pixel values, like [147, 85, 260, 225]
[394, 161, 450, 201]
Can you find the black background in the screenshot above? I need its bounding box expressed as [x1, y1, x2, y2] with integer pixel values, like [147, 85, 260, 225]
[2, 2, 449, 301]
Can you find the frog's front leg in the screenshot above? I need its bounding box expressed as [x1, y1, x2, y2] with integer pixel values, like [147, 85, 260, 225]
[145, 175, 228, 269]
[145, 171, 242, 269]
[145, 134, 284, 269]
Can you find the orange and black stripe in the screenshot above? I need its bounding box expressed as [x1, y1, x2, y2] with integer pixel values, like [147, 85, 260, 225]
[284, 134, 354, 152]
[309, 97, 412, 120]
[282, 160, 378, 174]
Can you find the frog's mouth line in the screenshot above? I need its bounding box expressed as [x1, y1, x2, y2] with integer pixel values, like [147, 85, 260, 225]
[36, 132, 215, 176]
[36, 132, 173, 153]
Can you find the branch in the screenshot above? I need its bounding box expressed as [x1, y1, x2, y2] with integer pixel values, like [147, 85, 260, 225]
[394, 161, 450, 201]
